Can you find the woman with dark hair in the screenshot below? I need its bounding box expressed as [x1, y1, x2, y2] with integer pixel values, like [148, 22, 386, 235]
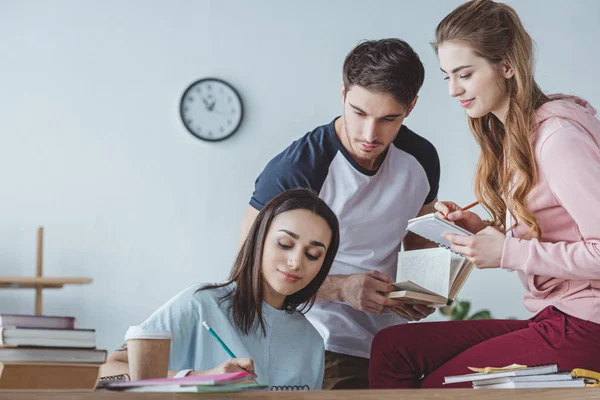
[369, 0, 600, 389]
[103, 188, 340, 390]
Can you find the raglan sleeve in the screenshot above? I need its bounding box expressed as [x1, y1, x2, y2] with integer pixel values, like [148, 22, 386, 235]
[500, 123, 600, 279]
[249, 150, 316, 211]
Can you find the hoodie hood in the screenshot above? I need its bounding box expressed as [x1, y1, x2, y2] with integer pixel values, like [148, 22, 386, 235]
[536, 94, 600, 147]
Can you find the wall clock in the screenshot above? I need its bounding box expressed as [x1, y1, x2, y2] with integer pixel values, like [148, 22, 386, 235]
[179, 78, 243, 142]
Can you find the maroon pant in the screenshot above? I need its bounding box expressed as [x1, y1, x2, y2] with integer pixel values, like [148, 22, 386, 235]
[369, 307, 600, 388]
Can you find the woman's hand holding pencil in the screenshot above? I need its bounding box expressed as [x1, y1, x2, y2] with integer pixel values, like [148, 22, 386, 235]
[434, 200, 487, 234]
[197, 358, 257, 380]
[201, 321, 258, 382]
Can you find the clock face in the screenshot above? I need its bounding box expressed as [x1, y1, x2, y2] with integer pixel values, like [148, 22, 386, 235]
[179, 78, 243, 142]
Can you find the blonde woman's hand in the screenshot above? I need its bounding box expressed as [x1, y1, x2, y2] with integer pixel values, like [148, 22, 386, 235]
[442, 227, 505, 269]
[434, 201, 488, 234]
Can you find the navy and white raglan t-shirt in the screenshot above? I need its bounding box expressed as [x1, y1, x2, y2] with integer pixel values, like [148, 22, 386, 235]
[250, 117, 440, 359]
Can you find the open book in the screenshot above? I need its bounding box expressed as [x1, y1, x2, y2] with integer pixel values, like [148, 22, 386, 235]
[388, 248, 473, 306]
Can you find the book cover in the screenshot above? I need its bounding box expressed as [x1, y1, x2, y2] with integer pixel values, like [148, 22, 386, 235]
[474, 379, 586, 389]
[406, 213, 473, 250]
[106, 371, 251, 389]
[445, 364, 559, 384]
[123, 382, 271, 393]
[0, 314, 75, 330]
[472, 372, 574, 386]
[0, 362, 100, 391]
[0, 347, 106, 364]
[0, 327, 96, 349]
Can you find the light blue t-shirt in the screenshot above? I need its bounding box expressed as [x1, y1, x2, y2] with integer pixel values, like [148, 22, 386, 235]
[139, 283, 325, 390]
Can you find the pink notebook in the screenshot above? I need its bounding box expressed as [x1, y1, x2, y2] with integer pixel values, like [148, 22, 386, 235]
[106, 371, 251, 389]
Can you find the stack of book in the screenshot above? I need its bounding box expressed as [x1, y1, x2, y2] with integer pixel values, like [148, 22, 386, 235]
[0, 313, 106, 391]
[444, 364, 598, 388]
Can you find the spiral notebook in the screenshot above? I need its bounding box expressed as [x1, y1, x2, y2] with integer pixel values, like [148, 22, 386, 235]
[270, 385, 310, 391]
[406, 213, 473, 251]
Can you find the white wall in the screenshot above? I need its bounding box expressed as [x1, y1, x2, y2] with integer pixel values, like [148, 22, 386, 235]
[1, 0, 599, 352]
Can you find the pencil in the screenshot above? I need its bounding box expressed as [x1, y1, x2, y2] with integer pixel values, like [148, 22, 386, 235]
[460, 201, 479, 212]
[202, 321, 258, 383]
[202, 321, 236, 358]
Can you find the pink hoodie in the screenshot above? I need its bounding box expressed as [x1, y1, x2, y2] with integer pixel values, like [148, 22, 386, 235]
[501, 95, 600, 323]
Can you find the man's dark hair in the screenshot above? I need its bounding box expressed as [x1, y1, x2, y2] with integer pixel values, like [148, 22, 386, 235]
[342, 38, 425, 108]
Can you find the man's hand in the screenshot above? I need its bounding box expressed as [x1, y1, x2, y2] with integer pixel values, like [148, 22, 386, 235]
[392, 303, 436, 321]
[340, 271, 407, 315]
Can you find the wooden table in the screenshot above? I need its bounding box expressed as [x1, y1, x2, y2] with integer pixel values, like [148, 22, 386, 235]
[1, 389, 599, 399]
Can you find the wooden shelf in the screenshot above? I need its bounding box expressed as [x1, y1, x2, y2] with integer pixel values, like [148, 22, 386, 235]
[1, 227, 93, 315]
[0, 277, 92, 289]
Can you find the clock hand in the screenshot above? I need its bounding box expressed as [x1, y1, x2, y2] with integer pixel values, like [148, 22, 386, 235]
[209, 109, 231, 116]
[201, 97, 211, 110]
[208, 100, 217, 111]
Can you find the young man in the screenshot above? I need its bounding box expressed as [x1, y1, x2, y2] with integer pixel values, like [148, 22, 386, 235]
[239, 39, 440, 389]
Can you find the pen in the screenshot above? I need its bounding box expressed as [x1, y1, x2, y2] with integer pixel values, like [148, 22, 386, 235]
[202, 321, 258, 383]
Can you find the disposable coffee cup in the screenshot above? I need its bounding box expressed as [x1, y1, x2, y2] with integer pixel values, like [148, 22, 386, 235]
[125, 326, 172, 381]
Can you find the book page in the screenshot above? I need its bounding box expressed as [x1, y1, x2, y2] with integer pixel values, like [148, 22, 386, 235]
[448, 260, 474, 301]
[396, 248, 451, 297]
[449, 253, 467, 285]
[392, 281, 440, 296]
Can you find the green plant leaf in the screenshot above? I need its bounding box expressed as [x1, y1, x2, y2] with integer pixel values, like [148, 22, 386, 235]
[469, 310, 492, 320]
[451, 300, 471, 320]
[439, 305, 453, 316]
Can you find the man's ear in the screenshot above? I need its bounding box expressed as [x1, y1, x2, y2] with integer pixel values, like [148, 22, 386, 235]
[340, 83, 346, 104]
[404, 95, 419, 119]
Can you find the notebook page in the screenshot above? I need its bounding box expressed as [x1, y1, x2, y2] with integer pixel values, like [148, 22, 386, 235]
[396, 248, 451, 297]
[407, 214, 472, 250]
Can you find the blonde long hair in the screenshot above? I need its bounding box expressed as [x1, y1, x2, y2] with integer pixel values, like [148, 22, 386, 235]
[433, 0, 549, 238]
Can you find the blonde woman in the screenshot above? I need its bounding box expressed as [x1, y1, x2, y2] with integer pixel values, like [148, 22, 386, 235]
[369, 0, 600, 389]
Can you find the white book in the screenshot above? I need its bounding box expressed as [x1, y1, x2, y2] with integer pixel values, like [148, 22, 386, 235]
[0, 327, 96, 348]
[473, 372, 574, 386]
[474, 379, 586, 389]
[406, 213, 473, 251]
[444, 364, 559, 384]
[0, 347, 106, 363]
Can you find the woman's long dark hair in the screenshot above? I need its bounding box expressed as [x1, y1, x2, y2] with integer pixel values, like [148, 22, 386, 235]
[200, 188, 340, 335]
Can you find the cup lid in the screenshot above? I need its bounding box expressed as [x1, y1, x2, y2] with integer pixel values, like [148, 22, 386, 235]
[125, 325, 172, 340]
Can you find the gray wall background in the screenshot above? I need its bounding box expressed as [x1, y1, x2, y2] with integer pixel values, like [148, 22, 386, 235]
[1, 0, 598, 351]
